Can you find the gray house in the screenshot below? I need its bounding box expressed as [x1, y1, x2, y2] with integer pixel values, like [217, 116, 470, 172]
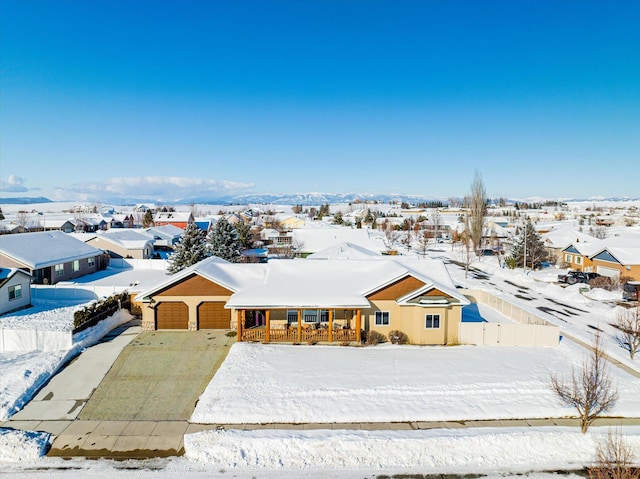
[0, 268, 32, 315]
[0, 231, 105, 285]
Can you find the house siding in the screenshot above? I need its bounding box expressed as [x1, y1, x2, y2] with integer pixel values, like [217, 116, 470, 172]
[366, 276, 426, 301]
[0, 272, 32, 315]
[366, 299, 460, 345]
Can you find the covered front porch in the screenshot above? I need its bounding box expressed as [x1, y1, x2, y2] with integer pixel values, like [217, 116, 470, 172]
[236, 308, 362, 343]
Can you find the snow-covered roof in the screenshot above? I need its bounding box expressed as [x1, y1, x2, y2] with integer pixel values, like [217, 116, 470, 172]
[591, 246, 640, 265]
[136, 256, 267, 300]
[0, 231, 102, 269]
[292, 228, 386, 253]
[91, 229, 154, 250]
[144, 224, 184, 240]
[226, 258, 468, 309]
[0, 267, 31, 287]
[306, 242, 382, 260]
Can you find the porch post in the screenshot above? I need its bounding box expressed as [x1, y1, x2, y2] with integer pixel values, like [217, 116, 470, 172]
[265, 310, 271, 342]
[297, 309, 302, 342]
[328, 309, 333, 342]
[355, 309, 361, 343]
[237, 310, 244, 341]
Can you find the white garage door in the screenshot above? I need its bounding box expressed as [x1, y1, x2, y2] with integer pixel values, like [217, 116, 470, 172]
[597, 266, 620, 278]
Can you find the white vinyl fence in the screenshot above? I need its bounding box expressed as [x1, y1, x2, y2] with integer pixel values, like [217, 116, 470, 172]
[459, 289, 560, 347]
[0, 328, 72, 352]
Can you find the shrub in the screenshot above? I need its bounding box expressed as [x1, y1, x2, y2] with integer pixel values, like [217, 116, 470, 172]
[505, 256, 518, 270]
[589, 276, 618, 291]
[73, 291, 129, 330]
[365, 330, 387, 345]
[388, 330, 409, 345]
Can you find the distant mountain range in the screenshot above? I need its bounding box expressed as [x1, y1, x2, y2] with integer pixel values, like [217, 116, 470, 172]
[0, 196, 53, 205]
[1, 194, 639, 207]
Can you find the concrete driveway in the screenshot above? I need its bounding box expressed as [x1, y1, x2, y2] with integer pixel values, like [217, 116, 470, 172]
[78, 330, 235, 421]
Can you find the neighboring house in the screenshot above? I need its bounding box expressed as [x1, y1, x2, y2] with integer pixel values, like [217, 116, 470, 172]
[136, 257, 469, 346]
[589, 247, 640, 280]
[154, 211, 194, 229]
[306, 242, 382, 260]
[541, 229, 597, 264]
[292, 227, 386, 255]
[278, 216, 305, 230]
[143, 225, 184, 247]
[0, 231, 104, 285]
[84, 230, 155, 259]
[559, 240, 603, 272]
[0, 268, 32, 315]
[193, 219, 214, 234]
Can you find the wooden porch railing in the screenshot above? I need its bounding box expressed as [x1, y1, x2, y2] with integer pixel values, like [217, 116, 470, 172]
[241, 327, 357, 343]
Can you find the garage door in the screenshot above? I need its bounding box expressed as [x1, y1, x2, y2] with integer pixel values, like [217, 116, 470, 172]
[597, 266, 620, 278]
[156, 302, 189, 329]
[198, 302, 230, 329]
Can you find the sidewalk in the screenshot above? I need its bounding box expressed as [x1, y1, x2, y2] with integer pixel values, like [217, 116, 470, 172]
[41, 416, 640, 459]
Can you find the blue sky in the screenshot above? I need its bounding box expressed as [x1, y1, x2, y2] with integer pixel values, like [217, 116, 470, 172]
[1, 0, 639, 203]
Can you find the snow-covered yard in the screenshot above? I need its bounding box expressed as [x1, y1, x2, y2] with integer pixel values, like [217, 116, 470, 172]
[191, 340, 640, 425]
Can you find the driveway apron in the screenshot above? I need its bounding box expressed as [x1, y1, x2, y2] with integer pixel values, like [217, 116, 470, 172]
[78, 330, 234, 421]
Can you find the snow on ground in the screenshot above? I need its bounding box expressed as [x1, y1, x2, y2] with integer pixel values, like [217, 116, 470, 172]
[191, 340, 640, 425]
[0, 310, 133, 421]
[0, 429, 50, 462]
[441, 248, 640, 374]
[0, 300, 87, 332]
[185, 426, 640, 474]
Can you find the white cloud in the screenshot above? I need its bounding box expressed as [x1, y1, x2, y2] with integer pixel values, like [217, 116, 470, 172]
[0, 175, 39, 193]
[53, 176, 255, 202]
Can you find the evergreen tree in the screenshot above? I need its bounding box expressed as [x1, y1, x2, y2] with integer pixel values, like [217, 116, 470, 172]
[509, 219, 547, 269]
[234, 222, 254, 250]
[0, 208, 4, 220]
[167, 223, 208, 274]
[142, 209, 154, 228]
[207, 218, 242, 262]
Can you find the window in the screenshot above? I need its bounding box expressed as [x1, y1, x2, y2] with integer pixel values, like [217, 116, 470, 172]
[72, 260, 80, 272]
[303, 309, 318, 323]
[425, 314, 441, 329]
[565, 254, 573, 263]
[88, 257, 95, 268]
[575, 256, 583, 265]
[55, 264, 64, 277]
[375, 311, 389, 326]
[320, 310, 329, 323]
[8, 284, 22, 301]
[287, 310, 298, 324]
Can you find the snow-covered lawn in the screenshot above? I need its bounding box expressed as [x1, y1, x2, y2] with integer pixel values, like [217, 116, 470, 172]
[0, 299, 87, 332]
[185, 426, 640, 473]
[191, 340, 640, 424]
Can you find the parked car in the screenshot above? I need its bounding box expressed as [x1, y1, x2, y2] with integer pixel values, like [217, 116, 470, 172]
[557, 271, 601, 285]
[623, 281, 640, 301]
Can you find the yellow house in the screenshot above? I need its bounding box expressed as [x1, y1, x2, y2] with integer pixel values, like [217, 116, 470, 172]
[589, 247, 640, 280]
[278, 216, 306, 230]
[137, 257, 469, 345]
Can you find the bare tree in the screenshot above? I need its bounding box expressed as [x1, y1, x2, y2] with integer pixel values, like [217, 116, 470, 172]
[551, 333, 618, 433]
[590, 225, 609, 240]
[463, 209, 473, 278]
[16, 210, 29, 230]
[469, 171, 487, 256]
[613, 304, 640, 360]
[589, 429, 639, 479]
[382, 219, 400, 251]
[416, 231, 430, 258]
